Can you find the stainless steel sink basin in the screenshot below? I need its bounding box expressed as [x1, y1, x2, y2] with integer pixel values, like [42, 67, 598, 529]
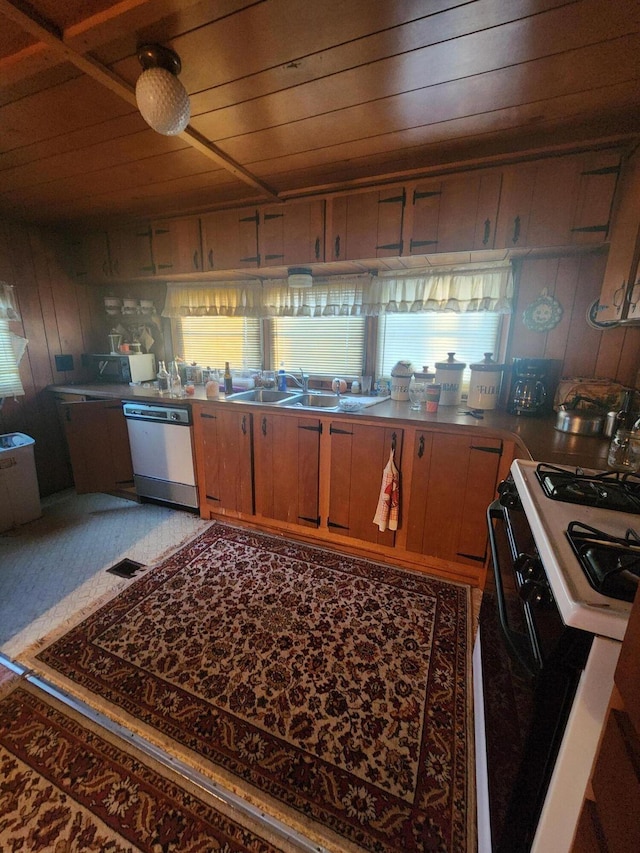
[226, 388, 300, 404]
[281, 392, 340, 408]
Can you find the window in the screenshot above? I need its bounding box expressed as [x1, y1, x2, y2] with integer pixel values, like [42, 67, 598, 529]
[174, 317, 262, 370]
[0, 320, 25, 399]
[376, 312, 503, 389]
[270, 316, 365, 376]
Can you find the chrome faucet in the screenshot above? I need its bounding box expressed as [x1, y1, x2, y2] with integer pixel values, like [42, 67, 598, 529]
[282, 369, 309, 392]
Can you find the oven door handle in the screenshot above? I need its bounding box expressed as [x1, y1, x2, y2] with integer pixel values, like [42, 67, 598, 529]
[487, 499, 541, 678]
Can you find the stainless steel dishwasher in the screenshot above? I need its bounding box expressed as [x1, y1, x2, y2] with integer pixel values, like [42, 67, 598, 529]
[122, 401, 198, 509]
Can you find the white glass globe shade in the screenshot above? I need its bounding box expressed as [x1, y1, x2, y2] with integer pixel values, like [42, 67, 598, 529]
[135, 66, 190, 136]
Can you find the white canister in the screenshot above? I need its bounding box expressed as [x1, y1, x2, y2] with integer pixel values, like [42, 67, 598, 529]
[390, 360, 414, 401]
[434, 353, 466, 406]
[467, 353, 505, 410]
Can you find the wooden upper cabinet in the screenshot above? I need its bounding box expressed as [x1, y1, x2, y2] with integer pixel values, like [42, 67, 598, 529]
[200, 207, 260, 270]
[495, 151, 620, 251]
[597, 147, 640, 323]
[259, 200, 325, 266]
[406, 169, 502, 254]
[66, 231, 111, 283]
[151, 217, 203, 276]
[329, 188, 405, 260]
[108, 224, 154, 278]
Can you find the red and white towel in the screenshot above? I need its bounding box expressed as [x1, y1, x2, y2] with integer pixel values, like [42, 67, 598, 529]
[373, 448, 400, 532]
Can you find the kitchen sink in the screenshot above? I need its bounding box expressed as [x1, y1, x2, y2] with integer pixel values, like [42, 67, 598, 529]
[281, 392, 340, 408]
[225, 388, 301, 404]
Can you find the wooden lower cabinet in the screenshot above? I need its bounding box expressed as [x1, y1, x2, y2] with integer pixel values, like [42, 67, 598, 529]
[328, 421, 403, 547]
[60, 399, 133, 494]
[406, 430, 502, 565]
[253, 412, 321, 527]
[193, 405, 254, 515]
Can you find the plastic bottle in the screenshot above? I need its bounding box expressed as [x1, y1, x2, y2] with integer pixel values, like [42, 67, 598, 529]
[157, 360, 169, 394]
[278, 361, 287, 392]
[224, 362, 234, 395]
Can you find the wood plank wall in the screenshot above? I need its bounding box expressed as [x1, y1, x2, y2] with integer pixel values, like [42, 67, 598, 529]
[512, 252, 640, 389]
[1, 220, 639, 498]
[0, 221, 104, 495]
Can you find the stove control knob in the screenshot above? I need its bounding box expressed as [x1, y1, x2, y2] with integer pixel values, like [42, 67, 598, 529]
[497, 479, 520, 509]
[519, 578, 553, 608]
[169, 411, 181, 421]
[514, 553, 542, 580]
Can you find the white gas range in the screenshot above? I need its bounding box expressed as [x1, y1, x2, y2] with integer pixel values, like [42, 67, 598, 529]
[511, 459, 636, 641]
[502, 458, 638, 852]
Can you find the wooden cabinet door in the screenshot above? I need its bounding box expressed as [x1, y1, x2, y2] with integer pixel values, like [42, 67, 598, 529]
[330, 188, 405, 260]
[495, 152, 620, 250]
[407, 170, 502, 254]
[406, 431, 501, 565]
[200, 207, 260, 270]
[60, 399, 133, 494]
[597, 147, 640, 323]
[194, 405, 253, 514]
[259, 199, 325, 267]
[151, 217, 203, 275]
[108, 224, 154, 278]
[253, 412, 321, 527]
[328, 421, 403, 546]
[66, 231, 111, 282]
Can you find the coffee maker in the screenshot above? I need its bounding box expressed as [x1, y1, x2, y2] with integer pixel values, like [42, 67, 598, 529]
[507, 358, 560, 416]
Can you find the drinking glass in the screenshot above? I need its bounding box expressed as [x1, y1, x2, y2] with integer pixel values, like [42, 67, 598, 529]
[408, 378, 427, 410]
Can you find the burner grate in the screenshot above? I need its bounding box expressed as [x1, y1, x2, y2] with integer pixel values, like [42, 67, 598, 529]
[536, 464, 640, 514]
[566, 522, 640, 602]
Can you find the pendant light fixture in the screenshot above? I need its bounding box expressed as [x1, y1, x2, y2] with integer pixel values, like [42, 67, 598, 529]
[135, 44, 191, 136]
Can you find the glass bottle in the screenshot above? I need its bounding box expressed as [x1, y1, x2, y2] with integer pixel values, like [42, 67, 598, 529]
[169, 360, 182, 397]
[224, 362, 233, 395]
[157, 360, 169, 394]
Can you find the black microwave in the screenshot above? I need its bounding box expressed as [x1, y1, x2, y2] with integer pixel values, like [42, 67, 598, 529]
[88, 353, 156, 383]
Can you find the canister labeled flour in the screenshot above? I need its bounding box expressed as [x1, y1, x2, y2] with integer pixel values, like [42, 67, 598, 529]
[434, 353, 466, 406]
[467, 353, 505, 410]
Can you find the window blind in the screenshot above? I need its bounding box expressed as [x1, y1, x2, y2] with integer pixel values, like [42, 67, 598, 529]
[376, 312, 502, 387]
[0, 320, 25, 398]
[175, 317, 262, 371]
[271, 317, 365, 376]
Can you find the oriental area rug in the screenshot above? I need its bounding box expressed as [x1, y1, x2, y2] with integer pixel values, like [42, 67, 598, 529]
[0, 681, 291, 852]
[25, 522, 473, 853]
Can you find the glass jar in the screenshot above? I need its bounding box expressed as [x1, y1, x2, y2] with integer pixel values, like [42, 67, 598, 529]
[408, 375, 427, 410]
[607, 426, 640, 473]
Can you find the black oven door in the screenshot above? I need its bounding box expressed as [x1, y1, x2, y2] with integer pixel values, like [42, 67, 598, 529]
[477, 491, 592, 852]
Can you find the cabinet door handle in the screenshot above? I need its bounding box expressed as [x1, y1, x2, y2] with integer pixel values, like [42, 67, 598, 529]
[627, 281, 639, 310]
[241, 415, 247, 435]
[483, 218, 491, 246]
[261, 416, 267, 436]
[417, 435, 425, 458]
[315, 237, 320, 259]
[512, 215, 521, 245]
[334, 235, 341, 259]
[208, 249, 214, 268]
[614, 283, 626, 308]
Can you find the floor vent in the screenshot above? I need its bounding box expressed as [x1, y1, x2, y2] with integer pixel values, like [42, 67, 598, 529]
[106, 558, 145, 579]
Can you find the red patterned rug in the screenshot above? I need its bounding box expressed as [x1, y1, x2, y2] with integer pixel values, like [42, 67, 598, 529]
[0, 682, 291, 852]
[26, 523, 473, 852]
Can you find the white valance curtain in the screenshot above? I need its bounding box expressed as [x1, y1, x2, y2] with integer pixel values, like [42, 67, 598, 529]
[162, 262, 513, 319]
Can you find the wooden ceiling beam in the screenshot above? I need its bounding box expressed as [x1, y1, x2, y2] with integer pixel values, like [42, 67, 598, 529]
[0, 0, 281, 202]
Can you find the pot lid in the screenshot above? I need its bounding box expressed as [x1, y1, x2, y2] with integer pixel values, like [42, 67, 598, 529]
[469, 352, 505, 372]
[435, 352, 466, 370]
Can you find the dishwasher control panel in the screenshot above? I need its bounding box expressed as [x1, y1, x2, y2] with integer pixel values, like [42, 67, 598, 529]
[122, 401, 192, 426]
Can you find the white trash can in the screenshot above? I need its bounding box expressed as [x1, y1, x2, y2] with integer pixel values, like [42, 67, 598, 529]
[0, 433, 41, 532]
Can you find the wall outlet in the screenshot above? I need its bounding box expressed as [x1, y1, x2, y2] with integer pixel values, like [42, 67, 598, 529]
[55, 354, 74, 371]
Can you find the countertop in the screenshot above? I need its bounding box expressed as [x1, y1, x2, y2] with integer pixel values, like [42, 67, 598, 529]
[49, 383, 613, 470]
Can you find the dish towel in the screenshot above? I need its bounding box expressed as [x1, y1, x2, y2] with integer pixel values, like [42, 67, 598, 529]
[373, 448, 400, 532]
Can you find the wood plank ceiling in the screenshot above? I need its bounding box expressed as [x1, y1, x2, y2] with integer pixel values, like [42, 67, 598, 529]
[0, 0, 639, 229]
